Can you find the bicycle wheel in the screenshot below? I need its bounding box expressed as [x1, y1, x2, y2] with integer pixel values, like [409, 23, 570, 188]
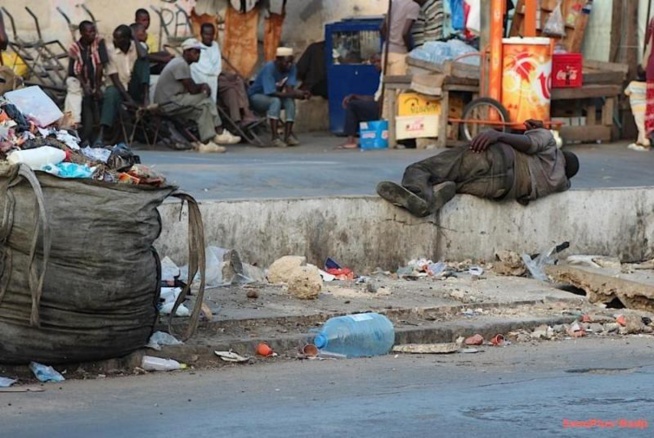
[459, 97, 510, 141]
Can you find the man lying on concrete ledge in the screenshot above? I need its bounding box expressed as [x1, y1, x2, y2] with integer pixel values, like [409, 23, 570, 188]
[377, 120, 580, 217]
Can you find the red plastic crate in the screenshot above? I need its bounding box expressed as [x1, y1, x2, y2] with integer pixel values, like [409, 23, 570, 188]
[552, 53, 583, 88]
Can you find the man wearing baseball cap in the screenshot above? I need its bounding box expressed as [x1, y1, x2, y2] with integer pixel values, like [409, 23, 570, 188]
[248, 46, 310, 147]
[154, 38, 240, 153]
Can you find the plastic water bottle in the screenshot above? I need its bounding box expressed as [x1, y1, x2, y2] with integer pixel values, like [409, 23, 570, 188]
[7, 146, 66, 169]
[313, 313, 395, 358]
[141, 356, 183, 371]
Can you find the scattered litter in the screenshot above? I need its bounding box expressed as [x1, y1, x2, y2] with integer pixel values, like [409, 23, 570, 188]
[325, 267, 355, 281]
[160, 302, 190, 317]
[141, 356, 185, 371]
[301, 344, 319, 357]
[0, 376, 17, 388]
[246, 289, 259, 299]
[616, 315, 626, 327]
[215, 350, 250, 363]
[319, 269, 336, 282]
[460, 348, 480, 354]
[566, 322, 586, 338]
[468, 266, 484, 277]
[522, 241, 570, 281]
[325, 257, 341, 270]
[29, 362, 65, 383]
[41, 162, 96, 178]
[392, 343, 459, 354]
[146, 331, 183, 351]
[256, 342, 275, 357]
[490, 334, 505, 346]
[81, 146, 111, 163]
[159, 287, 190, 317]
[427, 262, 447, 276]
[161, 257, 181, 284]
[464, 334, 484, 346]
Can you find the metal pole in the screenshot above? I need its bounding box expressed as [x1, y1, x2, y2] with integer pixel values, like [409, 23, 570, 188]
[378, 0, 393, 119]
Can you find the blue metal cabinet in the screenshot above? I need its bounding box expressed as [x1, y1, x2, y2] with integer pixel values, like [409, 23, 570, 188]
[325, 17, 383, 134]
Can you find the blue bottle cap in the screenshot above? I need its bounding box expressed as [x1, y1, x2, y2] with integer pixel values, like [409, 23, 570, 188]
[314, 334, 327, 349]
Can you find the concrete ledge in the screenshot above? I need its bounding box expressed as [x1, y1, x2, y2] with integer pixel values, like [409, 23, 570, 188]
[156, 187, 654, 270]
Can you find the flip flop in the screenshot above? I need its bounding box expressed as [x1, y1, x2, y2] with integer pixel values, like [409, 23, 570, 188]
[336, 143, 359, 150]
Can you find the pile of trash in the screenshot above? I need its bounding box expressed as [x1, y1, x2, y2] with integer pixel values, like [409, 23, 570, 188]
[0, 86, 165, 186]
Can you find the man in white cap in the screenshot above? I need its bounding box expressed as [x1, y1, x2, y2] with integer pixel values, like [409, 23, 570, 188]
[248, 46, 310, 147]
[154, 38, 241, 153]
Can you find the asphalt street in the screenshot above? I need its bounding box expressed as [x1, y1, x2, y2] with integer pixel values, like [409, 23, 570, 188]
[2, 337, 652, 437]
[134, 136, 654, 201]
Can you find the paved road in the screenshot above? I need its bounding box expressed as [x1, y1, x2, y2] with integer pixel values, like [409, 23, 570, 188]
[3, 337, 652, 437]
[134, 135, 654, 201]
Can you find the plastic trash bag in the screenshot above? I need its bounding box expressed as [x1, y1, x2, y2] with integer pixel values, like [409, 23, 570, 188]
[0, 376, 17, 387]
[543, 1, 566, 37]
[146, 331, 183, 351]
[29, 362, 65, 383]
[41, 162, 95, 179]
[161, 257, 181, 283]
[522, 242, 570, 281]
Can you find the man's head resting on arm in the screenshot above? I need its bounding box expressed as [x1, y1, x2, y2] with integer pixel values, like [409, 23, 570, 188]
[526, 119, 579, 180]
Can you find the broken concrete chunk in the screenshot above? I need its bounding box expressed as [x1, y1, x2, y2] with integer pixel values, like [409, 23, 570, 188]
[287, 265, 322, 300]
[566, 255, 622, 270]
[493, 250, 527, 277]
[464, 334, 484, 345]
[267, 256, 307, 284]
[546, 265, 654, 313]
[531, 324, 553, 340]
[392, 343, 459, 354]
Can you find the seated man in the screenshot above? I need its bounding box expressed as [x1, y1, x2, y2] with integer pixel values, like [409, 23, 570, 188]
[135, 8, 173, 74]
[377, 120, 580, 217]
[191, 23, 258, 129]
[340, 54, 382, 149]
[248, 47, 310, 148]
[97, 24, 150, 146]
[154, 38, 241, 153]
[64, 20, 108, 142]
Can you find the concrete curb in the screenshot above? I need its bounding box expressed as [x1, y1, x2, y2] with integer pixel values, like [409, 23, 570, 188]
[153, 314, 579, 365]
[156, 188, 654, 271]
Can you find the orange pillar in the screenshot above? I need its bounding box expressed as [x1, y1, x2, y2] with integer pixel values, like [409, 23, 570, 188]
[488, 0, 505, 103]
[524, 0, 537, 37]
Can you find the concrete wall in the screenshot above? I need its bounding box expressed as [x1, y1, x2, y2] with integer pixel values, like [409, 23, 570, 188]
[0, 0, 383, 55]
[156, 188, 654, 271]
[0, 0, 627, 67]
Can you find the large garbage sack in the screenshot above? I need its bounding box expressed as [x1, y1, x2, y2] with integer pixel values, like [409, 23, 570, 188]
[0, 164, 204, 364]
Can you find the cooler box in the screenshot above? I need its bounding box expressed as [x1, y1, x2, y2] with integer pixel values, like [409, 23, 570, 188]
[501, 37, 553, 129]
[359, 120, 389, 149]
[552, 53, 583, 88]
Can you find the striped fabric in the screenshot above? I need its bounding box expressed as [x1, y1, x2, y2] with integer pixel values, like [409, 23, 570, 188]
[411, 0, 444, 48]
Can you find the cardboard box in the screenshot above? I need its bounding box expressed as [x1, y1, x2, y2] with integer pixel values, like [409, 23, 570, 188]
[398, 93, 441, 117]
[396, 115, 439, 140]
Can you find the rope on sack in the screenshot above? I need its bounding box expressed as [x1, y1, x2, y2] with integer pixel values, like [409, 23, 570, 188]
[2, 165, 51, 326]
[169, 192, 206, 341]
[0, 165, 18, 306]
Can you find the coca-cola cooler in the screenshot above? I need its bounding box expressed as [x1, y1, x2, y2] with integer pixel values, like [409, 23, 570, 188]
[552, 53, 583, 88]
